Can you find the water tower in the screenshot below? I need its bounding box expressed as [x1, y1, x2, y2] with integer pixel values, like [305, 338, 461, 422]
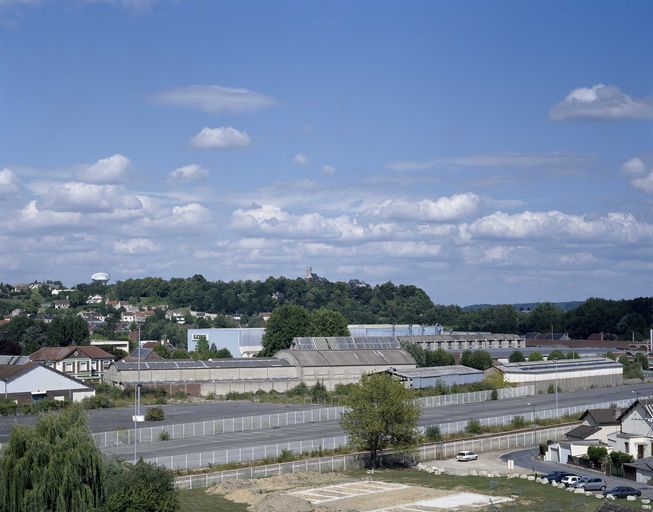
[91, 272, 110, 285]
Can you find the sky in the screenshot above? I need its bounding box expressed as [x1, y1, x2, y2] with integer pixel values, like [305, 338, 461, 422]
[0, 0, 652, 306]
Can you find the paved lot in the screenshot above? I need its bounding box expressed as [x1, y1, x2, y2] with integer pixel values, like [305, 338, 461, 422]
[503, 447, 653, 499]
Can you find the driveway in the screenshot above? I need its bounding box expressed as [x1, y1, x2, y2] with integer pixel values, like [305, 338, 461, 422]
[502, 447, 653, 499]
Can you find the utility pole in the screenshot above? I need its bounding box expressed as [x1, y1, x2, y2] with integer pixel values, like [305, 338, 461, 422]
[554, 358, 559, 417]
[133, 324, 142, 463]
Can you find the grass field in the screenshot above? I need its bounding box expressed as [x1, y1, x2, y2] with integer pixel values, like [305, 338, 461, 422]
[178, 469, 645, 511]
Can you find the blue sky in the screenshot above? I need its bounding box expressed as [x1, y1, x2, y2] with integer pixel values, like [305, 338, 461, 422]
[1, 0, 652, 305]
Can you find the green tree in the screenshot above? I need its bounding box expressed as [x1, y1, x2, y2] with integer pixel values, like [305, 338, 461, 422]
[340, 373, 420, 468]
[508, 350, 525, 363]
[587, 446, 608, 465]
[528, 351, 544, 361]
[547, 350, 565, 360]
[47, 315, 89, 346]
[461, 350, 493, 370]
[102, 460, 178, 512]
[308, 308, 350, 337]
[0, 406, 105, 512]
[260, 305, 311, 356]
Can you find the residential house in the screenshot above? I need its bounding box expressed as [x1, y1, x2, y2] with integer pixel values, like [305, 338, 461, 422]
[10, 308, 25, 317]
[53, 300, 70, 310]
[79, 311, 106, 323]
[134, 310, 154, 324]
[121, 311, 136, 323]
[0, 362, 95, 404]
[609, 399, 653, 460]
[123, 347, 161, 362]
[565, 408, 622, 443]
[30, 346, 115, 380]
[258, 312, 272, 322]
[86, 294, 104, 305]
[12, 284, 30, 293]
[165, 310, 186, 324]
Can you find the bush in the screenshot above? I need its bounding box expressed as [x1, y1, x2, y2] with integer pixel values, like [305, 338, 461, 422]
[465, 419, 482, 434]
[490, 389, 498, 400]
[82, 394, 113, 409]
[547, 384, 556, 394]
[145, 407, 165, 421]
[172, 391, 188, 400]
[159, 430, 170, 441]
[425, 425, 442, 442]
[508, 350, 525, 363]
[511, 415, 527, 429]
[0, 398, 18, 416]
[610, 450, 634, 466]
[278, 448, 294, 462]
[587, 445, 608, 464]
[311, 381, 329, 402]
[205, 392, 216, 400]
[287, 383, 309, 397]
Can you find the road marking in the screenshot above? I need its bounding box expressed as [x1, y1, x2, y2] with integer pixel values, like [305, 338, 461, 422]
[289, 480, 410, 504]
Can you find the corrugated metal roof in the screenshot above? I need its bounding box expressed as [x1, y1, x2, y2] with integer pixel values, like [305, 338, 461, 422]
[495, 357, 621, 374]
[399, 334, 524, 342]
[278, 349, 415, 367]
[113, 358, 290, 370]
[387, 365, 483, 378]
[291, 336, 401, 351]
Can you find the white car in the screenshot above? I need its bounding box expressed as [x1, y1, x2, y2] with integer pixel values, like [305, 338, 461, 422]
[560, 475, 581, 487]
[456, 451, 478, 462]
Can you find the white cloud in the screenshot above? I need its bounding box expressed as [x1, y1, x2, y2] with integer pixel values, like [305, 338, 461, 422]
[470, 210, 653, 244]
[321, 165, 336, 175]
[386, 153, 590, 171]
[231, 204, 400, 242]
[621, 157, 646, 176]
[74, 154, 131, 184]
[43, 182, 142, 212]
[153, 85, 275, 114]
[15, 200, 82, 229]
[631, 171, 653, 194]
[0, 168, 20, 196]
[191, 127, 251, 149]
[366, 193, 481, 222]
[293, 154, 309, 166]
[168, 164, 208, 182]
[549, 84, 653, 121]
[113, 238, 160, 254]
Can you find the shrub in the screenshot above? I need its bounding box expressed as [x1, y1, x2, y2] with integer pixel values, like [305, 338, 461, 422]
[205, 392, 216, 400]
[145, 407, 165, 422]
[511, 415, 527, 429]
[172, 391, 188, 400]
[490, 389, 498, 400]
[425, 425, 442, 442]
[610, 450, 634, 466]
[547, 384, 556, 394]
[311, 381, 329, 402]
[465, 419, 482, 434]
[0, 398, 18, 416]
[278, 448, 294, 462]
[539, 442, 548, 456]
[159, 430, 170, 441]
[82, 395, 113, 409]
[587, 445, 608, 464]
[287, 383, 309, 397]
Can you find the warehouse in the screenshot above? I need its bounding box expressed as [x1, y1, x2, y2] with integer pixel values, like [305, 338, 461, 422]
[0, 362, 95, 404]
[400, 333, 526, 352]
[276, 336, 416, 390]
[105, 335, 417, 395]
[485, 357, 623, 392]
[384, 365, 484, 389]
[104, 358, 299, 395]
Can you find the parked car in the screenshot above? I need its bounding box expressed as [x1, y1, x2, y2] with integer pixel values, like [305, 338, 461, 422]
[542, 471, 576, 483]
[456, 451, 478, 462]
[603, 487, 642, 499]
[574, 477, 606, 491]
[560, 475, 581, 487]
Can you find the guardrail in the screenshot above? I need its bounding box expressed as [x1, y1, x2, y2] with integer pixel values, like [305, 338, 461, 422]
[94, 385, 535, 448]
[174, 422, 572, 489]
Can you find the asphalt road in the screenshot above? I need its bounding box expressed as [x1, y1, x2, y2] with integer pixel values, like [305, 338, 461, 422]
[101, 382, 653, 461]
[503, 447, 653, 499]
[0, 400, 321, 441]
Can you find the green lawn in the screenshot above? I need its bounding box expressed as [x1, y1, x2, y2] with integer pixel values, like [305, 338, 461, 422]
[179, 470, 645, 512]
[179, 488, 248, 512]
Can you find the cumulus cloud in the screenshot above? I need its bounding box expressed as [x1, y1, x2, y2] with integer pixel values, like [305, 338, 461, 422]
[470, 210, 653, 244]
[293, 154, 309, 166]
[74, 154, 131, 184]
[622, 157, 646, 176]
[549, 84, 653, 121]
[386, 153, 590, 171]
[168, 164, 208, 182]
[43, 182, 142, 213]
[113, 238, 160, 254]
[15, 200, 82, 229]
[321, 165, 336, 176]
[0, 168, 20, 196]
[366, 193, 481, 222]
[232, 204, 400, 242]
[631, 172, 653, 194]
[191, 127, 251, 149]
[153, 85, 275, 114]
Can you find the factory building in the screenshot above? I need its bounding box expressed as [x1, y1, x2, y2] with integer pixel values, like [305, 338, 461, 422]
[399, 333, 525, 352]
[105, 335, 416, 395]
[384, 365, 484, 389]
[485, 357, 623, 392]
[0, 363, 95, 404]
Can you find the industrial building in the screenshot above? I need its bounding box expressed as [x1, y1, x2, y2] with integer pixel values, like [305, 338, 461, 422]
[384, 365, 484, 389]
[485, 357, 623, 392]
[105, 335, 417, 395]
[186, 326, 524, 356]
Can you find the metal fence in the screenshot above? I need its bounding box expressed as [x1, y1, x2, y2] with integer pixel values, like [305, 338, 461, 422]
[94, 386, 534, 448]
[430, 394, 652, 435]
[174, 423, 572, 490]
[143, 435, 348, 471]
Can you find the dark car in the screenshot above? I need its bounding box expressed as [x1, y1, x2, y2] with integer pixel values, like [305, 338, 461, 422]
[603, 487, 642, 499]
[542, 471, 575, 483]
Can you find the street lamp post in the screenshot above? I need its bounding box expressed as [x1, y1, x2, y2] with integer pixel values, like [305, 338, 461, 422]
[133, 324, 141, 463]
[555, 359, 559, 417]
